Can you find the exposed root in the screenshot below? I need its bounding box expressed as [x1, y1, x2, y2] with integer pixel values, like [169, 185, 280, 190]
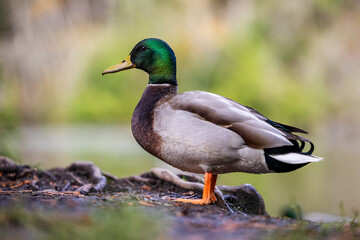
[67, 161, 107, 194]
[218, 184, 268, 215]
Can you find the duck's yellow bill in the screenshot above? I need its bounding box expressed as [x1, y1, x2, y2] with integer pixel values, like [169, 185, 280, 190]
[102, 55, 135, 75]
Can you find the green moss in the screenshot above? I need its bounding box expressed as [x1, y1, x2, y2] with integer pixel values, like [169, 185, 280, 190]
[0, 203, 163, 240]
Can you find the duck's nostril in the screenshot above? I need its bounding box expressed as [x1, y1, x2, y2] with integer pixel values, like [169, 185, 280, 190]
[122, 60, 125, 63]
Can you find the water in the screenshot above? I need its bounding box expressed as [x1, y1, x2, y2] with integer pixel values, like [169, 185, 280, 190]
[15, 125, 158, 176]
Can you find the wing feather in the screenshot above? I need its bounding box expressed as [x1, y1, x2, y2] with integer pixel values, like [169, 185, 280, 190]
[168, 91, 300, 149]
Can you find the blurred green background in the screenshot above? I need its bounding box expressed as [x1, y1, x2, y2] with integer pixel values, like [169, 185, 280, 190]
[0, 0, 359, 218]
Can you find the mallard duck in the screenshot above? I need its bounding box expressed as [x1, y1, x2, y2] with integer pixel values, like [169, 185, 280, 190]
[102, 38, 322, 205]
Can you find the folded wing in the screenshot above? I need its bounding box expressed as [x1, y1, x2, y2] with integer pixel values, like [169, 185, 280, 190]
[169, 91, 306, 149]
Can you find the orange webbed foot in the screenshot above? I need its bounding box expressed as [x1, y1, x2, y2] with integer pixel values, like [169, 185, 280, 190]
[174, 172, 218, 205]
[175, 197, 215, 205]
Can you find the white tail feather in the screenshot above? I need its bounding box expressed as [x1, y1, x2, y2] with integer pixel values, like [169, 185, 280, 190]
[269, 153, 323, 164]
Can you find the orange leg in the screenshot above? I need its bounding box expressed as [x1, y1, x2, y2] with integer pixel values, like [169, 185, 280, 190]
[210, 174, 218, 202]
[176, 172, 218, 205]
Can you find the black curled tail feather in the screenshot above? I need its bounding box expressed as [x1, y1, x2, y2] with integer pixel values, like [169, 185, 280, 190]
[246, 106, 319, 172]
[264, 140, 314, 173]
[304, 141, 314, 155]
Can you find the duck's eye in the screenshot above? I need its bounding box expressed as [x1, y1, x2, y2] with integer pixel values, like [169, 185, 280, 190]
[140, 46, 147, 51]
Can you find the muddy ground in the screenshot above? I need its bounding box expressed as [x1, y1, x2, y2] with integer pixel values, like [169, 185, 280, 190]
[0, 156, 359, 240]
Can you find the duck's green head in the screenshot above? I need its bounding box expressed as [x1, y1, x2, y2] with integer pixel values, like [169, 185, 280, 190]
[102, 38, 177, 85]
